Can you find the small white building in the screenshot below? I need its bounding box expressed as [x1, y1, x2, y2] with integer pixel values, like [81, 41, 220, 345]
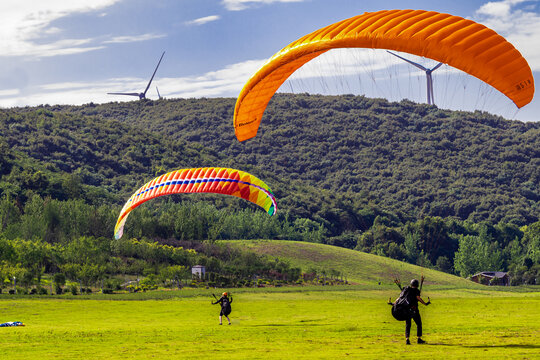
[191, 265, 206, 279]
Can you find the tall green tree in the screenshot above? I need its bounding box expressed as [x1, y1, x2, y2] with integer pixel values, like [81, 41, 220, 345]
[454, 233, 504, 277]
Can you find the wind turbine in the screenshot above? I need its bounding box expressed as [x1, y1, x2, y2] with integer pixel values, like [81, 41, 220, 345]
[387, 50, 443, 105]
[108, 51, 165, 100]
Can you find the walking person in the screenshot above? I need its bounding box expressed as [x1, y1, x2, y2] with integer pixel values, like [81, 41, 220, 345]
[390, 276, 431, 344]
[212, 292, 233, 325]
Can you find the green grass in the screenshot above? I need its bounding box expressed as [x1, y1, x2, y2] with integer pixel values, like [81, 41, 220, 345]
[0, 287, 539, 359]
[226, 240, 480, 287]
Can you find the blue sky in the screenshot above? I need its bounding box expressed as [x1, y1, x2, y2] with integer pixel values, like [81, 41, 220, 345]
[0, 0, 539, 121]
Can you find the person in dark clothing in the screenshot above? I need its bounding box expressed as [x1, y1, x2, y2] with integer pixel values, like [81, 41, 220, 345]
[212, 292, 233, 325]
[393, 277, 430, 345]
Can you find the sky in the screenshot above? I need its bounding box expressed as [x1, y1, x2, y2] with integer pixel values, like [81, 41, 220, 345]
[0, 0, 539, 121]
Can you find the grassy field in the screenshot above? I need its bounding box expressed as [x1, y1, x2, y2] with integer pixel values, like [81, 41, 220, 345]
[1, 242, 537, 359]
[0, 286, 538, 359]
[226, 240, 481, 287]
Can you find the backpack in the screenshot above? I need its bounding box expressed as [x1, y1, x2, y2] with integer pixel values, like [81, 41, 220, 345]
[221, 297, 231, 315]
[391, 286, 414, 321]
[222, 297, 230, 308]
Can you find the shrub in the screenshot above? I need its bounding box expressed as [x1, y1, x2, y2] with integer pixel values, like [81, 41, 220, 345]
[53, 273, 66, 287]
[104, 278, 123, 291]
[17, 287, 28, 295]
[125, 284, 142, 293]
[69, 285, 78, 295]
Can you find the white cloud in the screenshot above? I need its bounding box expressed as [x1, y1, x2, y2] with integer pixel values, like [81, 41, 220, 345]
[103, 33, 166, 44]
[474, 0, 540, 71]
[476, 0, 530, 17]
[163, 60, 265, 98]
[477, 1, 512, 17]
[0, 0, 121, 58]
[8, 38, 106, 58]
[0, 89, 20, 97]
[185, 15, 220, 26]
[222, 0, 305, 11]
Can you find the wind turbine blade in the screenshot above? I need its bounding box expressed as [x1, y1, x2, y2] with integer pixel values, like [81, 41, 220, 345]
[156, 86, 161, 99]
[387, 50, 428, 71]
[143, 51, 165, 95]
[431, 62, 444, 72]
[108, 92, 140, 96]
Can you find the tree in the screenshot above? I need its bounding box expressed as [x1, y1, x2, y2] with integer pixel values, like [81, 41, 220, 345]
[403, 217, 455, 263]
[454, 233, 504, 277]
[0, 196, 20, 232]
[293, 218, 327, 243]
[434, 256, 452, 273]
[77, 263, 105, 288]
[159, 265, 188, 288]
[404, 231, 421, 264]
[522, 222, 540, 263]
[53, 272, 66, 294]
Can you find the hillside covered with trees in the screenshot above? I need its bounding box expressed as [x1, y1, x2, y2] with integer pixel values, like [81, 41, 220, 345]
[54, 94, 540, 224]
[0, 94, 539, 290]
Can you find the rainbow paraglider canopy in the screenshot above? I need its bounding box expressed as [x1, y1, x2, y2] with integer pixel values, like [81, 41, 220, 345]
[114, 167, 277, 239]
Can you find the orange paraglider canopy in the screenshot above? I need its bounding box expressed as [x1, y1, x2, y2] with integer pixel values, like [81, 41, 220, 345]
[234, 9, 535, 141]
